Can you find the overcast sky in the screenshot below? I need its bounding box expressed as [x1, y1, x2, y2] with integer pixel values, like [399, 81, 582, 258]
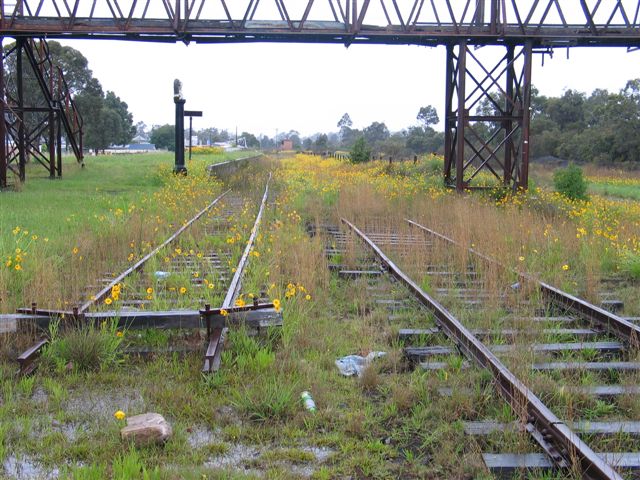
[60, 38, 640, 138]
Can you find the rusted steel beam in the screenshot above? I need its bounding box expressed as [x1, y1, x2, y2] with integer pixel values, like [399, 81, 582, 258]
[17, 338, 48, 375]
[0, 36, 6, 189]
[455, 40, 466, 192]
[77, 189, 230, 314]
[443, 40, 532, 190]
[2, 0, 640, 46]
[405, 219, 640, 348]
[342, 217, 622, 480]
[200, 301, 275, 318]
[6, 307, 282, 332]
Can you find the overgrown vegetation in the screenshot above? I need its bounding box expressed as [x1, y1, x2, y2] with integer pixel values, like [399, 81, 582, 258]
[0, 152, 638, 478]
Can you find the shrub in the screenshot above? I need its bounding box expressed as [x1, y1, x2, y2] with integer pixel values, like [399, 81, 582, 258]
[350, 137, 371, 163]
[553, 164, 588, 200]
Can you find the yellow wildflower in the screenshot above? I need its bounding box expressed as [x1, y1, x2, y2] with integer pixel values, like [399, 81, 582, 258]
[114, 410, 126, 420]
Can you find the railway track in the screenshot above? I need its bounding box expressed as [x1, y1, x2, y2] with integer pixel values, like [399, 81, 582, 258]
[7, 174, 278, 375]
[315, 217, 640, 479]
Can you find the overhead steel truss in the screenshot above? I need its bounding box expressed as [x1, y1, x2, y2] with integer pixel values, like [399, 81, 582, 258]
[1, 0, 639, 191]
[1, 1, 640, 46]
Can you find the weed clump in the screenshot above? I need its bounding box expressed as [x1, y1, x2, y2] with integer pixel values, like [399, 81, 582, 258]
[40, 319, 125, 372]
[553, 164, 588, 200]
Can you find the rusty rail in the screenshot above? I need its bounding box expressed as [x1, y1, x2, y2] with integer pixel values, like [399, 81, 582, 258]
[201, 173, 272, 373]
[342, 217, 621, 480]
[406, 219, 640, 347]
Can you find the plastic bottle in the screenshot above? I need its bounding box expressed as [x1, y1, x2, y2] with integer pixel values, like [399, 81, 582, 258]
[301, 391, 317, 412]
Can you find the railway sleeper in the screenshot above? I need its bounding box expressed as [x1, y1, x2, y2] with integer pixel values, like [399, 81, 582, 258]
[482, 452, 640, 478]
[438, 385, 640, 399]
[420, 360, 640, 372]
[465, 420, 640, 437]
[406, 341, 624, 361]
[399, 327, 606, 342]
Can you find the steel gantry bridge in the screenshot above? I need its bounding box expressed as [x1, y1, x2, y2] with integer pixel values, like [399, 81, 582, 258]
[2, 0, 640, 190]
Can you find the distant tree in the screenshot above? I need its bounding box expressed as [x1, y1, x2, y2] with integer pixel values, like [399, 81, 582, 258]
[259, 134, 274, 149]
[350, 137, 371, 163]
[406, 126, 444, 154]
[46, 41, 94, 94]
[417, 105, 439, 127]
[380, 132, 409, 159]
[363, 121, 390, 148]
[240, 131, 260, 148]
[75, 78, 106, 152]
[197, 127, 230, 145]
[546, 90, 586, 130]
[315, 133, 328, 151]
[337, 113, 353, 129]
[302, 137, 313, 150]
[327, 132, 340, 147]
[104, 91, 135, 146]
[150, 124, 175, 151]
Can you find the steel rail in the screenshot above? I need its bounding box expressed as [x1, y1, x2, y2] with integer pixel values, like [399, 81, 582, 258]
[341, 217, 621, 480]
[202, 173, 272, 373]
[222, 172, 271, 311]
[406, 219, 640, 347]
[77, 188, 230, 314]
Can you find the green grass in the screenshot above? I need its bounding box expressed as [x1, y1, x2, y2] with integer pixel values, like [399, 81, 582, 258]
[0, 151, 256, 250]
[589, 181, 640, 200]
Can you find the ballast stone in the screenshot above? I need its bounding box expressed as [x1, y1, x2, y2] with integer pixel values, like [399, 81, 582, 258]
[121, 412, 172, 446]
